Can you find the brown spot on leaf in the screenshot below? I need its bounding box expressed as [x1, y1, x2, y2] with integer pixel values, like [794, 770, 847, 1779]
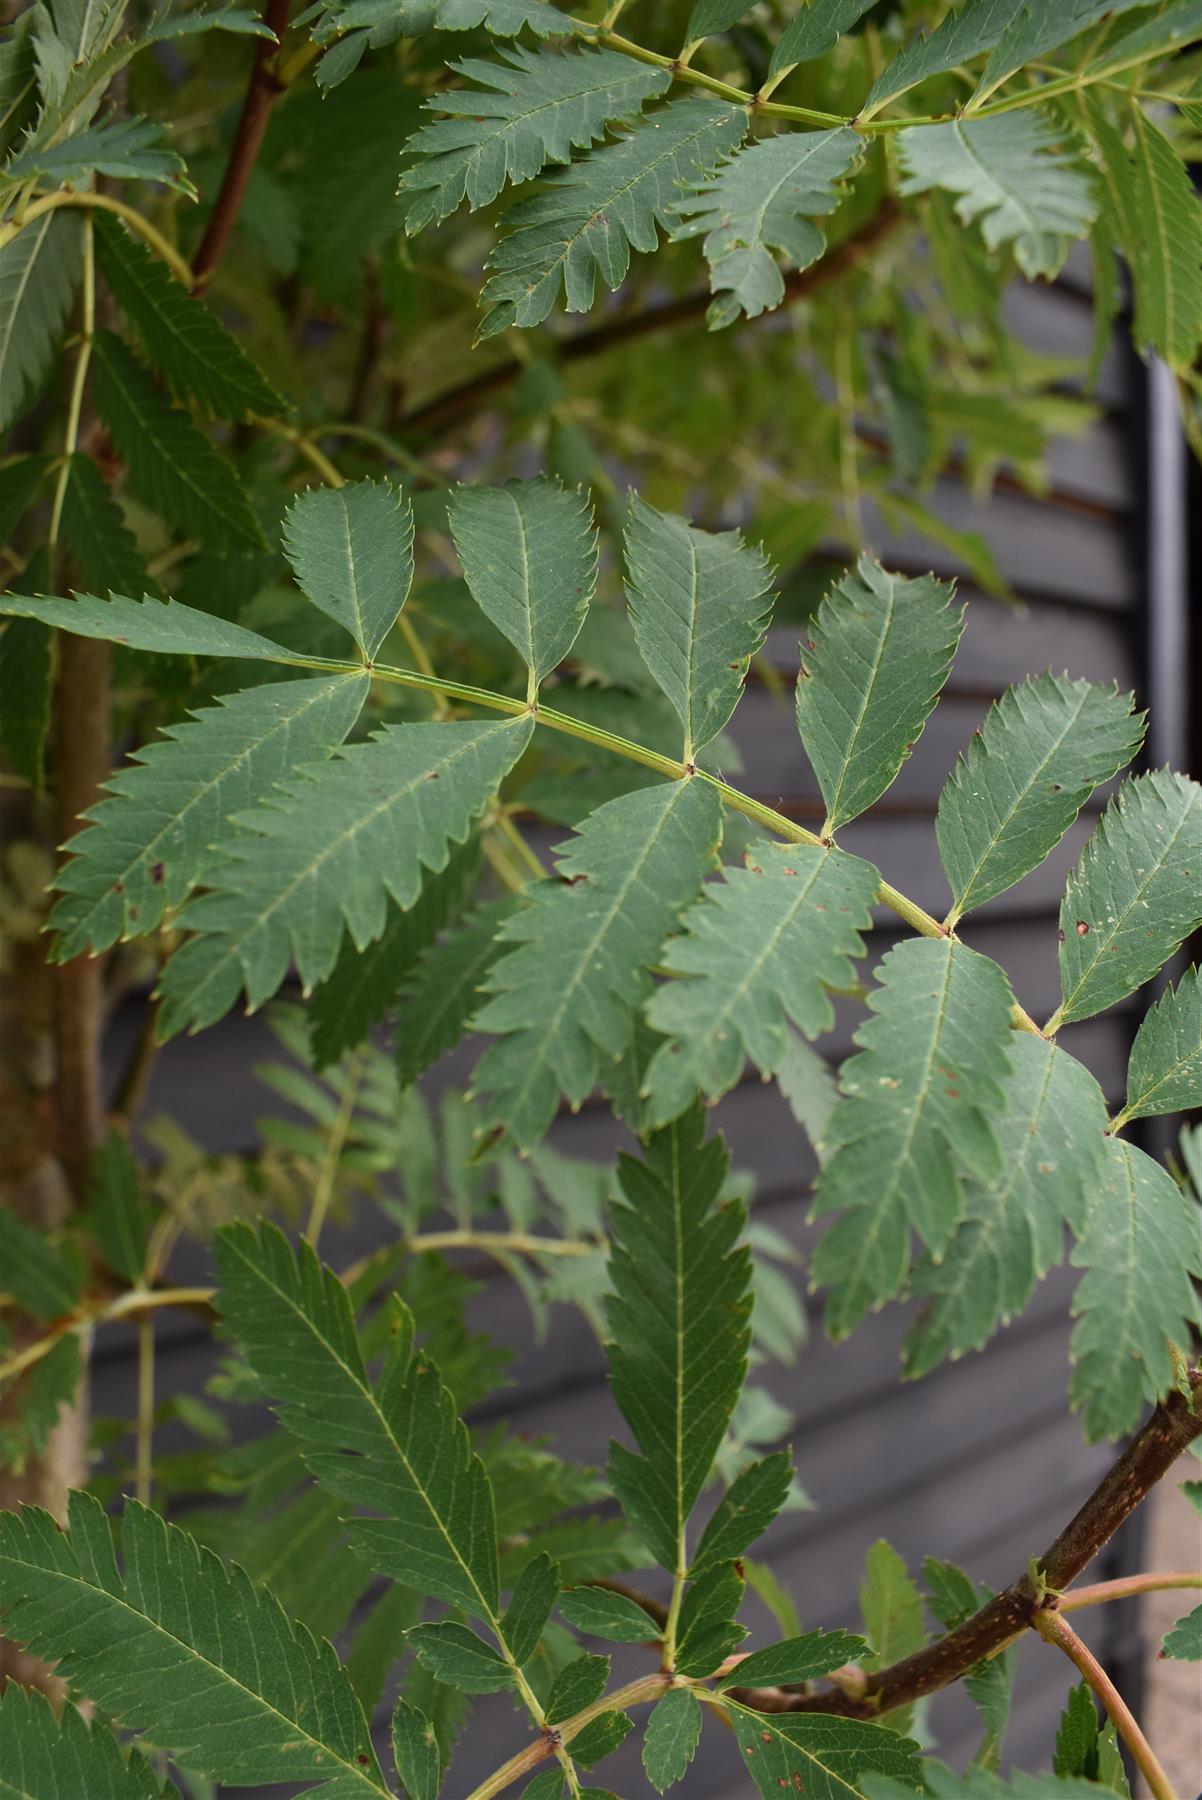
[1076, 920, 1090, 935]
[151, 862, 165, 884]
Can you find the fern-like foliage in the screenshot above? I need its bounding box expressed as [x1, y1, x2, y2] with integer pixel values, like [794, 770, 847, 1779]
[472, 779, 723, 1149]
[644, 840, 879, 1124]
[672, 127, 862, 327]
[478, 97, 747, 338]
[895, 113, 1096, 280]
[0, 1490, 388, 1796]
[400, 43, 670, 232]
[50, 673, 369, 960]
[812, 938, 1016, 1340]
[156, 714, 533, 1034]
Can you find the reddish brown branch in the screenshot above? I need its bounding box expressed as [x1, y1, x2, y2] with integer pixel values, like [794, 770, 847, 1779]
[190, 0, 292, 289]
[399, 198, 904, 437]
[732, 1370, 1202, 1721]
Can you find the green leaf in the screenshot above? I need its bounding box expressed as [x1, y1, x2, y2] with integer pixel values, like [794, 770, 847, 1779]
[863, 0, 1023, 112]
[624, 495, 774, 759]
[1069, 1136, 1202, 1439]
[606, 1107, 752, 1574]
[1053, 1681, 1129, 1793]
[347, 1583, 423, 1715]
[503, 1552, 560, 1664]
[775, 1028, 839, 1156]
[1052, 771, 1202, 1028]
[922, 1558, 1013, 1749]
[91, 332, 266, 550]
[642, 1687, 702, 1793]
[569, 1710, 634, 1768]
[434, 0, 574, 31]
[86, 1130, 151, 1285]
[472, 778, 722, 1150]
[795, 556, 962, 834]
[768, 0, 878, 75]
[479, 97, 746, 337]
[400, 43, 669, 232]
[93, 212, 286, 419]
[672, 128, 862, 328]
[0, 1687, 165, 1800]
[895, 114, 1096, 279]
[904, 1036, 1109, 1376]
[397, 896, 516, 1087]
[49, 673, 368, 961]
[691, 1450, 794, 1575]
[450, 476, 597, 690]
[936, 675, 1143, 926]
[0, 1491, 387, 1795]
[864, 1766, 1114, 1799]
[0, 616, 52, 787]
[683, 0, 752, 43]
[675, 1560, 747, 1677]
[1125, 105, 1202, 371]
[0, 1210, 81, 1318]
[156, 714, 533, 1034]
[0, 1337, 81, 1477]
[407, 1620, 514, 1693]
[0, 453, 50, 544]
[812, 938, 1015, 1339]
[213, 1221, 502, 1617]
[1119, 967, 1202, 1125]
[558, 1585, 662, 1643]
[972, 0, 1162, 102]
[719, 1627, 868, 1690]
[643, 840, 879, 1125]
[4, 117, 191, 192]
[730, 1703, 923, 1799]
[57, 452, 157, 597]
[282, 478, 415, 660]
[390, 1698, 440, 1800]
[0, 208, 80, 430]
[310, 836, 482, 1070]
[1164, 1603, 1202, 1660]
[0, 590, 294, 662]
[859, 1540, 925, 1735]
[545, 1652, 610, 1723]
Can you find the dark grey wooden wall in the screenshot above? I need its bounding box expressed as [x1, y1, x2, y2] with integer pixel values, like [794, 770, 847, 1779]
[95, 262, 1156, 1798]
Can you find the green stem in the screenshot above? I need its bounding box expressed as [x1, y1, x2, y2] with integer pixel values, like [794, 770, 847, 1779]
[134, 1314, 154, 1505]
[47, 213, 95, 564]
[494, 808, 549, 881]
[305, 1046, 367, 1248]
[411, 1229, 594, 1258]
[1033, 1608, 1178, 1800]
[464, 1675, 671, 1800]
[0, 190, 194, 285]
[1061, 1571, 1202, 1612]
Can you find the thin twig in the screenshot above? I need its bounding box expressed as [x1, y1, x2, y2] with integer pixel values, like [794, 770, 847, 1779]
[134, 1315, 154, 1506]
[1034, 1608, 1177, 1800]
[305, 1046, 366, 1248]
[191, 0, 292, 288]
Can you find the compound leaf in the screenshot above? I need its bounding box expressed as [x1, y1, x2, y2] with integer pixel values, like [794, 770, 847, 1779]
[864, 0, 1024, 113]
[1052, 770, 1202, 1028]
[0, 207, 80, 431]
[283, 478, 415, 661]
[973, 1, 1167, 103]
[93, 211, 285, 419]
[451, 475, 597, 689]
[0, 588, 292, 660]
[896, 113, 1096, 279]
[156, 715, 533, 1035]
[479, 96, 746, 337]
[644, 840, 879, 1125]
[472, 778, 722, 1150]
[937, 674, 1143, 926]
[49, 674, 368, 961]
[606, 1107, 752, 1575]
[812, 938, 1014, 1340]
[672, 128, 862, 327]
[0, 1686, 166, 1800]
[214, 1221, 503, 1618]
[905, 1035, 1109, 1376]
[795, 557, 962, 834]
[0, 1490, 387, 1796]
[1118, 966, 1202, 1125]
[1070, 1136, 1202, 1439]
[624, 494, 774, 759]
[400, 43, 669, 232]
[92, 331, 266, 550]
[730, 1703, 923, 1799]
